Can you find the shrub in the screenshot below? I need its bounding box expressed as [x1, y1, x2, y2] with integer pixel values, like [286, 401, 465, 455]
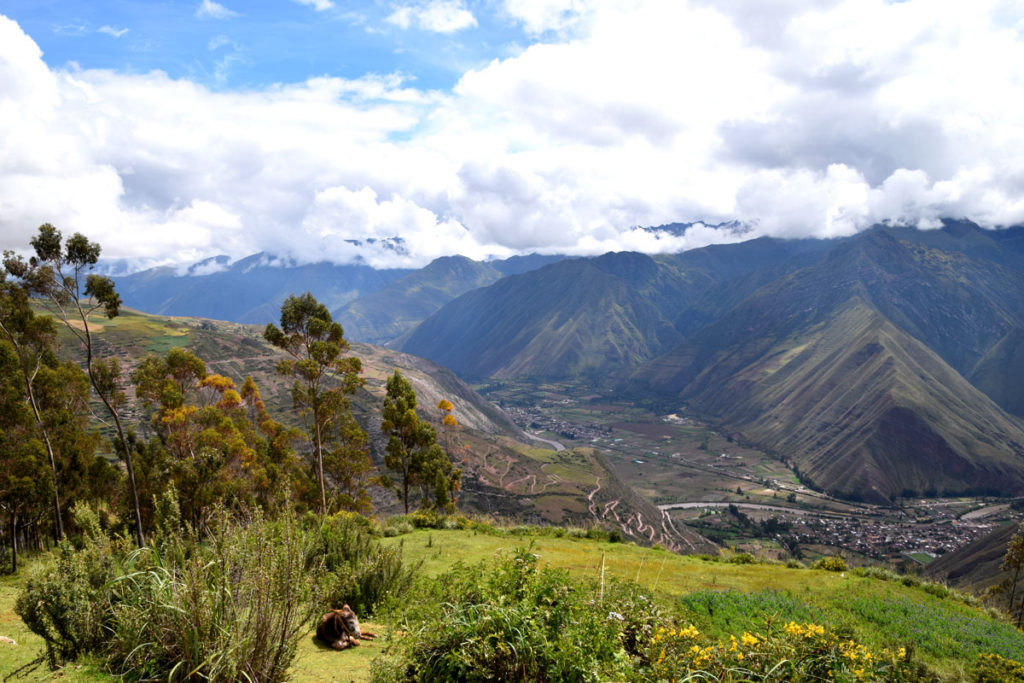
[974, 653, 1024, 682]
[313, 513, 418, 616]
[728, 552, 756, 565]
[371, 548, 661, 682]
[105, 509, 320, 683]
[812, 555, 847, 572]
[637, 620, 936, 682]
[15, 502, 129, 667]
[921, 581, 951, 600]
[409, 509, 440, 529]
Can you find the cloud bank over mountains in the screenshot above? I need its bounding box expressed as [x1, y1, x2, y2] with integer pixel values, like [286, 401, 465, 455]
[1, 0, 1023, 269]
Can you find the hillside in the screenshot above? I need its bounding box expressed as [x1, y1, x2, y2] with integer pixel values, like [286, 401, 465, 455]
[5, 525, 1024, 682]
[402, 252, 698, 379]
[639, 299, 1024, 502]
[334, 256, 505, 345]
[926, 521, 1018, 592]
[58, 307, 707, 549]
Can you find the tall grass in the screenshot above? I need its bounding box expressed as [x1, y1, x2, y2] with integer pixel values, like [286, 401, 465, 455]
[106, 509, 320, 682]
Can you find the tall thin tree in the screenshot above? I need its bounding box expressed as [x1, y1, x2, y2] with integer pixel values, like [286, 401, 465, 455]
[0, 271, 65, 541]
[4, 224, 145, 547]
[264, 292, 365, 515]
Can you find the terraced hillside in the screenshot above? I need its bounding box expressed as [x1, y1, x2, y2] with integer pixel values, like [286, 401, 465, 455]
[55, 307, 710, 551]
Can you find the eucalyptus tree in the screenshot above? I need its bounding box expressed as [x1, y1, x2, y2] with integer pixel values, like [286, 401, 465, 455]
[381, 371, 461, 513]
[0, 333, 52, 572]
[0, 269, 65, 541]
[4, 224, 144, 547]
[264, 292, 367, 515]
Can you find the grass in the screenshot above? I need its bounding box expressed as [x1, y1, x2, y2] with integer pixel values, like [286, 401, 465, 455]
[4, 527, 1024, 681]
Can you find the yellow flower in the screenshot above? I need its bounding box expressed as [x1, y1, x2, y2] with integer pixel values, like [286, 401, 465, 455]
[785, 621, 804, 636]
[898, 647, 907, 659]
[740, 632, 759, 647]
[737, 652, 744, 661]
[679, 624, 700, 638]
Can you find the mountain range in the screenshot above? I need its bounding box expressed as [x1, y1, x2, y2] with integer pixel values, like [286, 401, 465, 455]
[110, 220, 1024, 505]
[401, 221, 1024, 503]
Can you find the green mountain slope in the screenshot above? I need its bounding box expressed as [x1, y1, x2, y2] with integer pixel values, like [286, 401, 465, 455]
[334, 256, 504, 345]
[623, 226, 1024, 502]
[401, 252, 697, 379]
[925, 521, 1017, 592]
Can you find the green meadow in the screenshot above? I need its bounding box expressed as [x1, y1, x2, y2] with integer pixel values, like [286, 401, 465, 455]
[4, 524, 1022, 682]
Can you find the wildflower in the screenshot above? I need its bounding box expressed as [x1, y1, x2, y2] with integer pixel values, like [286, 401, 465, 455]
[740, 632, 759, 647]
[898, 646, 907, 659]
[607, 611, 624, 621]
[679, 624, 700, 638]
[805, 623, 825, 637]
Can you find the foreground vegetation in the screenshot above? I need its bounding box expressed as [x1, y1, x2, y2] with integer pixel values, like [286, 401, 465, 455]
[4, 511, 1024, 682]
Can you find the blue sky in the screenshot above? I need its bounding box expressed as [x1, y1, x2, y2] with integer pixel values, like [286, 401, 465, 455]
[1, 1, 1023, 269]
[1, 0, 527, 91]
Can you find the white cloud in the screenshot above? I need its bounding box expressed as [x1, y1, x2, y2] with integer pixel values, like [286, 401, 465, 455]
[4, 1, 1024, 270]
[387, 1, 477, 34]
[97, 25, 129, 38]
[196, 0, 238, 20]
[502, 0, 587, 35]
[293, 0, 335, 11]
[385, 7, 412, 29]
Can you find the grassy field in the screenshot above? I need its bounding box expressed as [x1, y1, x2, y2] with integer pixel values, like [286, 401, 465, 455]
[3, 527, 1024, 681]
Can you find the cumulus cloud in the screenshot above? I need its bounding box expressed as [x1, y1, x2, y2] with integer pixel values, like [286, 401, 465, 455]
[196, 0, 237, 20]
[3, 0, 1024, 270]
[387, 1, 477, 33]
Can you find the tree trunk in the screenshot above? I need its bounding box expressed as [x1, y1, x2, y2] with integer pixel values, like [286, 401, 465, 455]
[10, 512, 17, 575]
[82, 317, 144, 548]
[314, 419, 327, 516]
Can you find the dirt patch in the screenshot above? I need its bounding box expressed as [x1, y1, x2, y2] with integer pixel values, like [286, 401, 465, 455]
[65, 318, 105, 332]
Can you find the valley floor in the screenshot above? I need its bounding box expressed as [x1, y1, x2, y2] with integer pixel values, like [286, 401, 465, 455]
[487, 379, 1023, 565]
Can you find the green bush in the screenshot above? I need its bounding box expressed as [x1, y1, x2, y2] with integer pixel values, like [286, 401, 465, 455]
[105, 509, 320, 683]
[638, 620, 936, 682]
[15, 503, 129, 667]
[973, 653, 1024, 682]
[312, 513, 419, 617]
[371, 547, 661, 682]
[812, 555, 847, 572]
[728, 552, 756, 565]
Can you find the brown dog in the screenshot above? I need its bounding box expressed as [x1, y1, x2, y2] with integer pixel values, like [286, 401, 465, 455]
[316, 605, 376, 650]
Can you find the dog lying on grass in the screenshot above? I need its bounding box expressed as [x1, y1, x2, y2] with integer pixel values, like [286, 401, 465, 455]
[316, 605, 376, 651]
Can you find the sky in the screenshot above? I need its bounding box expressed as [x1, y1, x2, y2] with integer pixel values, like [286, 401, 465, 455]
[1, 0, 1024, 270]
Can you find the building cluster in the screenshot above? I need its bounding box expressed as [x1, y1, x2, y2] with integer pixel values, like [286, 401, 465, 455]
[783, 507, 1008, 561]
[505, 406, 609, 442]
